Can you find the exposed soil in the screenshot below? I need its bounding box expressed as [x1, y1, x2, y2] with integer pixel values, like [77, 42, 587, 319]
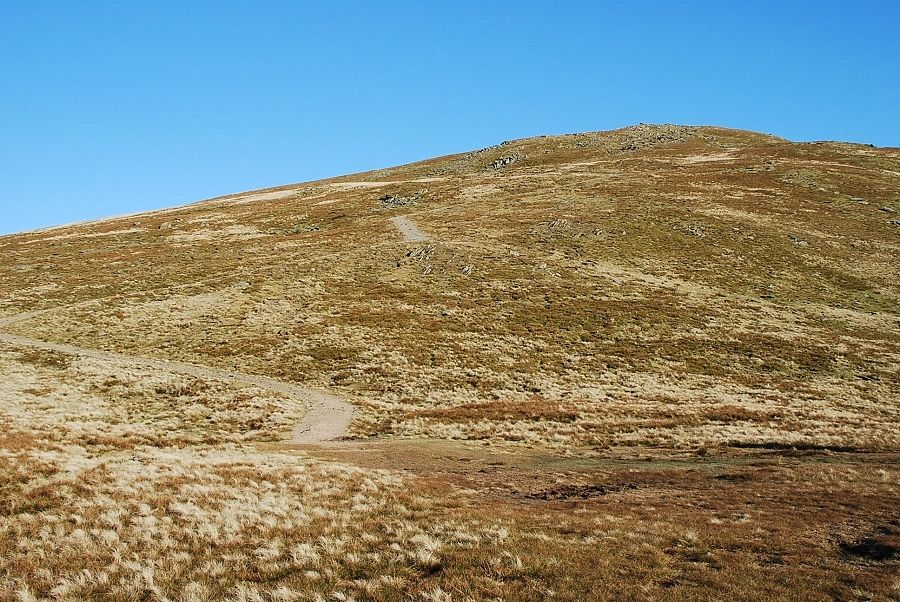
[390, 215, 429, 242]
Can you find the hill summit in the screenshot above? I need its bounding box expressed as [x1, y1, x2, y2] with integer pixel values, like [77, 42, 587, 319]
[1, 124, 898, 600]
[3, 123, 897, 452]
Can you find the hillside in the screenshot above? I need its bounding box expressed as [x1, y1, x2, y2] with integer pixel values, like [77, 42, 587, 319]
[1, 124, 898, 600]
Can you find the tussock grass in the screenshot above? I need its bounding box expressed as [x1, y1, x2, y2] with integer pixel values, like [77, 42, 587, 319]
[0, 442, 509, 600]
[1, 125, 899, 599]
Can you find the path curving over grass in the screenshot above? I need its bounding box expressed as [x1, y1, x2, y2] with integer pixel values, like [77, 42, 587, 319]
[0, 330, 354, 443]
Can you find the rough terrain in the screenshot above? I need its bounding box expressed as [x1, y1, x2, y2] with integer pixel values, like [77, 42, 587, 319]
[1, 124, 898, 600]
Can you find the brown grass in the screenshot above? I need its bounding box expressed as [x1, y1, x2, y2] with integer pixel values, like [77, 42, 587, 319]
[1, 124, 898, 599]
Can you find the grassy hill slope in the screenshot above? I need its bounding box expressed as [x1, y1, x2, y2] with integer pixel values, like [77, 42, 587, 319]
[1, 124, 898, 600]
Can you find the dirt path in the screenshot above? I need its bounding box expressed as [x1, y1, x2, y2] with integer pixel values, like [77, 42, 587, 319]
[0, 311, 46, 327]
[0, 332, 353, 443]
[390, 215, 429, 242]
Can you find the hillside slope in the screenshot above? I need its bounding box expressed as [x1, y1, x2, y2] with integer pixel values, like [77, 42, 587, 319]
[1, 124, 898, 600]
[2, 124, 898, 451]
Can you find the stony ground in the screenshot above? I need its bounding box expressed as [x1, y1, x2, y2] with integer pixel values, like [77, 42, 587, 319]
[1, 124, 898, 600]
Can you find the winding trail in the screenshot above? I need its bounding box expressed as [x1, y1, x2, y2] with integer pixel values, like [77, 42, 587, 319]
[390, 216, 429, 242]
[0, 330, 354, 443]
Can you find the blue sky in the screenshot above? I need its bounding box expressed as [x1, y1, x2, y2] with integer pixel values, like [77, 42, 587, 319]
[1, 1, 898, 235]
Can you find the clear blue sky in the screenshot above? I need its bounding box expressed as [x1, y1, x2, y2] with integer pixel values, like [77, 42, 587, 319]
[2, 1, 898, 235]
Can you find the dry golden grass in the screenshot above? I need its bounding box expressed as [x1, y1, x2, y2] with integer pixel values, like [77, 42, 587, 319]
[0, 440, 507, 600]
[4, 126, 897, 453]
[1, 124, 898, 599]
[0, 342, 302, 446]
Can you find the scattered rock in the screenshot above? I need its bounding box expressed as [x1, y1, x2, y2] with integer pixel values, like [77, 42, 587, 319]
[788, 234, 809, 247]
[488, 155, 519, 170]
[407, 244, 436, 261]
[528, 218, 593, 240]
[464, 140, 514, 158]
[685, 225, 705, 237]
[674, 223, 705, 237]
[379, 191, 424, 208]
[619, 124, 699, 152]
